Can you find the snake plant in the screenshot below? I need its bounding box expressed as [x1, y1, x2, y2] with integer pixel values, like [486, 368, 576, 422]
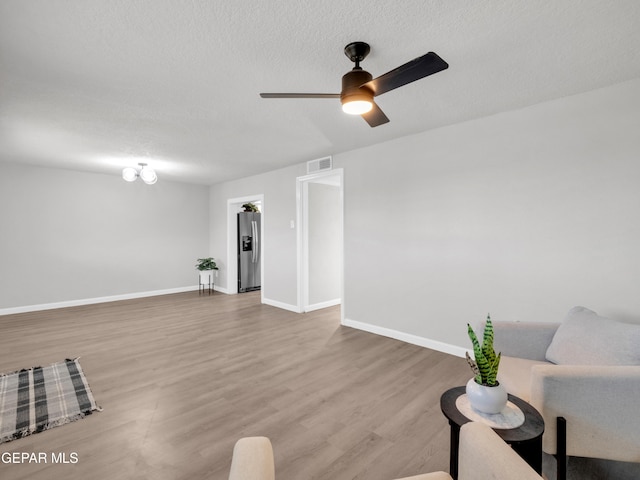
[465, 315, 501, 387]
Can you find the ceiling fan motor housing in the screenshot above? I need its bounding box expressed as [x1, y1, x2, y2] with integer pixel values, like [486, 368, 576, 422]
[340, 68, 374, 104]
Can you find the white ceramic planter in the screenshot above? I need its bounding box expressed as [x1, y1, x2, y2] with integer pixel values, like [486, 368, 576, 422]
[465, 378, 508, 414]
[199, 270, 213, 285]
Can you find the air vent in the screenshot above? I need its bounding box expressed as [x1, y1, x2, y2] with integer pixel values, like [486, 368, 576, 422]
[307, 156, 332, 174]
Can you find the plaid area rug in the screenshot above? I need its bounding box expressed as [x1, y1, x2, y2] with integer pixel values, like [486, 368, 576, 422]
[0, 358, 101, 443]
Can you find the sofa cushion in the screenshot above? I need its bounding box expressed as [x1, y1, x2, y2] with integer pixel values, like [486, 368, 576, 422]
[545, 306, 640, 366]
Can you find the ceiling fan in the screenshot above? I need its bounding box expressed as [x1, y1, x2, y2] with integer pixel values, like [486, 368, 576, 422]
[260, 41, 448, 127]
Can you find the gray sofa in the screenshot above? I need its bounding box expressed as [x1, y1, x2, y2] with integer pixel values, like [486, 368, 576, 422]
[493, 306, 640, 479]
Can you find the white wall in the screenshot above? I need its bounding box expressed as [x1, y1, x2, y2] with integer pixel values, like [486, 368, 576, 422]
[308, 182, 341, 309]
[338, 78, 640, 352]
[209, 162, 307, 310]
[0, 163, 209, 312]
[206, 79, 640, 354]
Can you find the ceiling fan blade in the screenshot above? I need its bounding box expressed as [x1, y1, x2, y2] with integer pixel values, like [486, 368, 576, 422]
[363, 52, 448, 97]
[260, 93, 340, 99]
[361, 102, 389, 128]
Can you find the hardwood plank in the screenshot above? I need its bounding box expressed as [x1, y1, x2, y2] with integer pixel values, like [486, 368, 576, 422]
[0, 291, 471, 480]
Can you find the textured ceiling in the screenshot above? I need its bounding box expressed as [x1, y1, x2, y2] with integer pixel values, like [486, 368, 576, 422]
[1, 1, 640, 185]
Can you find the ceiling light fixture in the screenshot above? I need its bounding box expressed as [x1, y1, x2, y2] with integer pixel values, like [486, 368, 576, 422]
[340, 60, 374, 116]
[122, 163, 157, 184]
[341, 92, 373, 115]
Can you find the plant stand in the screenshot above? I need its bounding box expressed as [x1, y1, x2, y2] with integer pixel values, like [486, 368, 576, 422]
[198, 271, 214, 295]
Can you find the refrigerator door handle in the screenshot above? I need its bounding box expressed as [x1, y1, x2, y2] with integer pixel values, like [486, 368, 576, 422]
[252, 220, 258, 263]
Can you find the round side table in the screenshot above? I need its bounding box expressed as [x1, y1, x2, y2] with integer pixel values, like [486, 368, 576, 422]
[440, 386, 544, 479]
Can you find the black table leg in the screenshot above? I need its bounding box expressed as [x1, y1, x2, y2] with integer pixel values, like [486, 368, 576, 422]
[511, 436, 543, 474]
[557, 417, 567, 480]
[449, 420, 460, 480]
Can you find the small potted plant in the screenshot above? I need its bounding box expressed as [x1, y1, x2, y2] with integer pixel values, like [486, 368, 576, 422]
[465, 315, 507, 414]
[195, 257, 218, 286]
[242, 202, 259, 212]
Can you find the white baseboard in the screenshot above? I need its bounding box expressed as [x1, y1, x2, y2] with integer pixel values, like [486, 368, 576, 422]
[262, 297, 302, 313]
[213, 285, 230, 294]
[305, 298, 341, 312]
[342, 317, 467, 358]
[0, 286, 199, 316]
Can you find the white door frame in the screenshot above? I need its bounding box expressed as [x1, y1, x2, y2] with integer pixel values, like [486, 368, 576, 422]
[296, 169, 344, 319]
[227, 194, 264, 300]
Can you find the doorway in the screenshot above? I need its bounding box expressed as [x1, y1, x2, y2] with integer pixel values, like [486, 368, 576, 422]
[297, 169, 344, 318]
[226, 195, 264, 300]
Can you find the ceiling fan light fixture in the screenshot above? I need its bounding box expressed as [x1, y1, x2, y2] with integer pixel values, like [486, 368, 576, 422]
[342, 99, 373, 115]
[341, 92, 373, 115]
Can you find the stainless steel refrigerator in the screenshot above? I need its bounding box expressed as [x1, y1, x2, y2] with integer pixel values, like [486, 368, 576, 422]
[237, 212, 261, 292]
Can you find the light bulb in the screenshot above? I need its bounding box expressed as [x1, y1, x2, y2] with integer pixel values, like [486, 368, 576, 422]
[342, 100, 373, 115]
[139, 166, 157, 185]
[122, 167, 138, 182]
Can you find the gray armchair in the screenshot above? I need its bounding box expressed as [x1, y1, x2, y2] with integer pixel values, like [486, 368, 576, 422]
[493, 307, 640, 479]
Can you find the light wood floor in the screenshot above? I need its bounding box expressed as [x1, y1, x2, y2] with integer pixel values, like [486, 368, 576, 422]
[0, 291, 470, 480]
